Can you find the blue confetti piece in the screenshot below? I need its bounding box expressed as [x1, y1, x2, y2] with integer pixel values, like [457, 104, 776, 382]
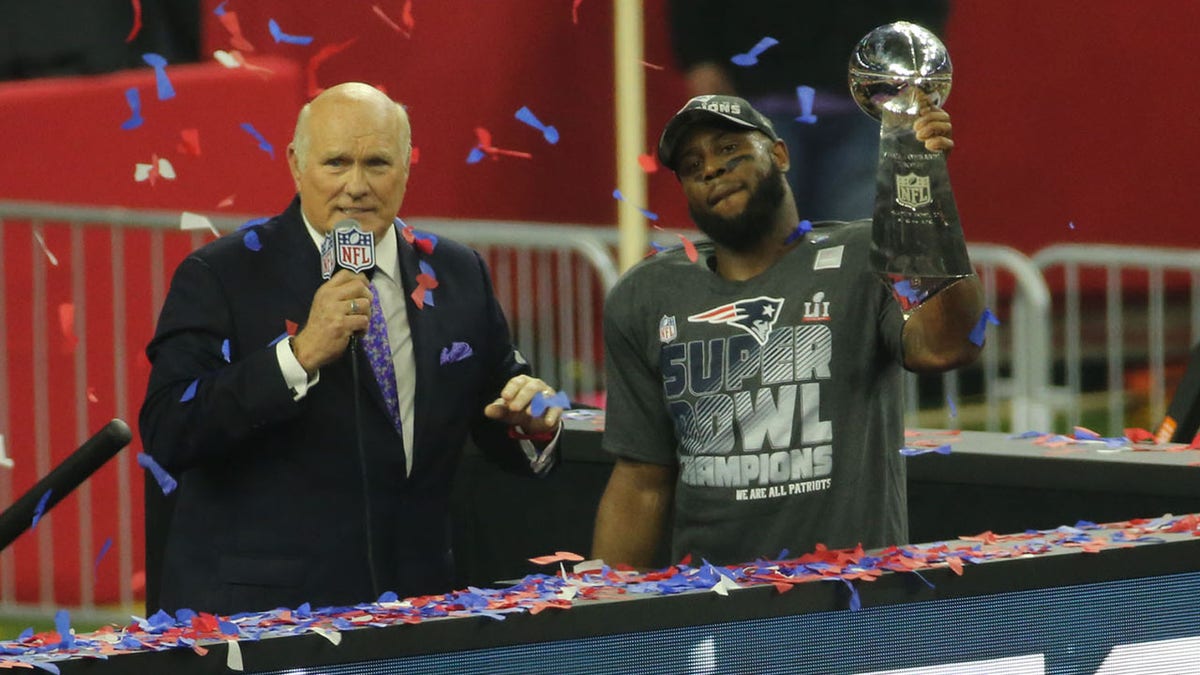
[1009, 430, 1045, 439]
[968, 307, 1001, 346]
[243, 230, 262, 251]
[94, 536, 113, 570]
[18, 627, 33, 641]
[839, 577, 861, 611]
[175, 608, 196, 624]
[947, 394, 957, 418]
[221, 338, 231, 362]
[613, 189, 657, 220]
[466, 147, 486, 164]
[898, 444, 951, 457]
[911, 570, 935, 589]
[418, 259, 437, 279]
[31, 489, 51, 530]
[147, 609, 175, 632]
[239, 122, 275, 159]
[268, 18, 314, 45]
[268, 331, 289, 347]
[649, 241, 668, 253]
[180, 379, 198, 402]
[514, 106, 559, 144]
[794, 85, 818, 124]
[137, 452, 178, 495]
[238, 217, 269, 231]
[783, 219, 812, 245]
[120, 87, 143, 131]
[530, 391, 571, 417]
[730, 36, 778, 67]
[31, 660, 62, 674]
[213, 1, 227, 15]
[377, 590, 399, 603]
[1068, 221, 1076, 230]
[55, 609, 73, 649]
[140, 53, 175, 100]
[218, 618, 239, 636]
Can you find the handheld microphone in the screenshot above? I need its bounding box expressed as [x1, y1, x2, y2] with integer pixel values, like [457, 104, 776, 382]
[321, 219, 377, 280]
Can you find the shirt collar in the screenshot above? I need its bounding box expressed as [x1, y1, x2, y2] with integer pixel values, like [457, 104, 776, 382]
[300, 211, 399, 283]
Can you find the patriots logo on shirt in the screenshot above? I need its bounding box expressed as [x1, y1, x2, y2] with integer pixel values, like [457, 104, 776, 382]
[687, 296, 784, 346]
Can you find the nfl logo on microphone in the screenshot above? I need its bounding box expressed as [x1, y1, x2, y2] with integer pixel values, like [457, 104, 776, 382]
[337, 229, 375, 273]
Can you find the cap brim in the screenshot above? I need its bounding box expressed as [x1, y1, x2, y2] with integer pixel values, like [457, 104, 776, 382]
[657, 109, 763, 171]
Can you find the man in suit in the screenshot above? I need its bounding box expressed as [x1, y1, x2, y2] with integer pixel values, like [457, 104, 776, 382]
[139, 82, 563, 614]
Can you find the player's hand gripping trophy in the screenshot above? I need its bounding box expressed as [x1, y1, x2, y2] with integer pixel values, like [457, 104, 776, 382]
[849, 21, 972, 311]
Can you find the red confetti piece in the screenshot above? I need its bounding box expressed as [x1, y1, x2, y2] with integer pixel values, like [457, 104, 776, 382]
[945, 556, 963, 575]
[471, 126, 533, 161]
[177, 128, 201, 156]
[528, 550, 586, 565]
[86, 387, 99, 403]
[640, 60, 666, 71]
[218, 11, 255, 52]
[572, 0, 583, 23]
[58, 303, 78, 354]
[285, 320, 299, 336]
[125, 0, 143, 43]
[307, 39, 358, 100]
[410, 146, 420, 165]
[637, 154, 658, 173]
[217, 195, 236, 208]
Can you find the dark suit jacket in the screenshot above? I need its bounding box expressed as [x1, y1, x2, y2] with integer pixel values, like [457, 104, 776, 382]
[139, 198, 533, 614]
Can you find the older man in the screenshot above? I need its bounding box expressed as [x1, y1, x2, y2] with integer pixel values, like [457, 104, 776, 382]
[140, 83, 561, 614]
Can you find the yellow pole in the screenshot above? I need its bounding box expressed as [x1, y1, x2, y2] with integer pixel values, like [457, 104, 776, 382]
[614, 0, 647, 273]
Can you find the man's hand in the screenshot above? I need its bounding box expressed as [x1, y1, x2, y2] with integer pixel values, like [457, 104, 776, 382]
[914, 104, 954, 154]
[483, 374, 562, 434]
[291, 270, 372, 374]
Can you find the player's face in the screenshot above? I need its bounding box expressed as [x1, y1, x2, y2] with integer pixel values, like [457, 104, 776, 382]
[675, 126, 788, 251]
[289, 97, 410, 239]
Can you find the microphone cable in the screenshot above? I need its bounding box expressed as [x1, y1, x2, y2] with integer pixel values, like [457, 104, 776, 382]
[348, 332, 383, 600]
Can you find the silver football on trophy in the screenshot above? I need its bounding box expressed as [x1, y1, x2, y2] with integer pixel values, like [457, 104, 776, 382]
[849, 21, 952, 119]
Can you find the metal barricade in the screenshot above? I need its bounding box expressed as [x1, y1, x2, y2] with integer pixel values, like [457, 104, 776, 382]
[1033, 245, 1200, 436]
[907, 244, 1053, 433]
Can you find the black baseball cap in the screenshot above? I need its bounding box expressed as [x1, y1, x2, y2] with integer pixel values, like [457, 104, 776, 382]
[657, 95, 779, 172]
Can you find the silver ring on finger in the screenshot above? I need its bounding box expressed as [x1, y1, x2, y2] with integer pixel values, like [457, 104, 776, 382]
[350, 299, 359, 314]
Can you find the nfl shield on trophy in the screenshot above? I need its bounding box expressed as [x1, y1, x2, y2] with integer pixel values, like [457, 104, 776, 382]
[849, 21, 972, 309]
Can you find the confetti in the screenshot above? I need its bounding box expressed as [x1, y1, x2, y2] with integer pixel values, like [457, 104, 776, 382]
[243, 230, 262, 251]
[33, 229, 60, 266]
[783, 219, 812, 245]
[177, 128, 201, 156]
[125, 0, 143, 42]
[653, 226, 698, 262]
[226, 639, 244, 671]
[514, 106, 559, 144]
[213, 50, 240, 68]
[180, 212, 220, 237]
[411, 260, 439, 309]
[221, 339, 231, 363]
[239, 123, 275, 159]
[968, 307, 1000, 347]
[54, 610, 74, 650]
[947, 394, 957, 418]
[32, 490, 52, 530]
[637, 154, 658, 173]
[140, 53, 175, 100]
[467, 127, 533, 162]
[410, 146, 420, 165]
[268, 18, 314, 45]
[94, 537, 113, 570]
[213, 1, 227, 15]
[612, 189, 658, 220]
[134, 155, 176, 185]
[530, 391, 571, 417]
[87, 387, 99, 403]
[1068, 221, 1076, 230]
[794, 85, 818, 124]
[730, 37, 778, 67]
[120, 87, 143, 130]
[58, 303, 78, 354]
[218, 11, 255, 52]
[0, 435, 12, 469]
[137, 452, 178, 495]
[372, 1, 414, 37]
[306, 39, 358, 99]
[180, 379, 198, 402]
[899, 444, 952, 456]
[529, 550, 585, 565]
[218, 195, 236, 208]
[640, 60, 665, 71]
[572, 0, 584, 24]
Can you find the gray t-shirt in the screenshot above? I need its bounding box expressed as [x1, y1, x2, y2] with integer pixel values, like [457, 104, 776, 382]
[602, 220, 908, 565]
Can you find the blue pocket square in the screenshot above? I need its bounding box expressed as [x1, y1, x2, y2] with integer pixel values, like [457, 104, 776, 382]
[440, 341, 474, 365]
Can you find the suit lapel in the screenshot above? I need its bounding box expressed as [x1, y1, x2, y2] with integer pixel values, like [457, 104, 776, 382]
[396, 234, 433, 464]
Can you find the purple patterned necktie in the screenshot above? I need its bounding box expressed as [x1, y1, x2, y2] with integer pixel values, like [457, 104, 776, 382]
[361, 283, 402, 435]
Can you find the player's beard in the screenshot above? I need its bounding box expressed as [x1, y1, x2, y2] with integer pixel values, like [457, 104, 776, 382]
[689, 162, 787, 253]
